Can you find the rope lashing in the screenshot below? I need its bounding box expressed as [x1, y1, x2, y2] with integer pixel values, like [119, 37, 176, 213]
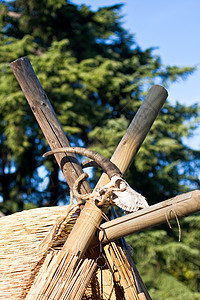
[43, 147, 149, 212]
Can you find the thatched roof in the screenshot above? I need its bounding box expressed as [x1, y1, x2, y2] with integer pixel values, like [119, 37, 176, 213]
[0, 205, 142, 299]
[0, 205, 77, 299]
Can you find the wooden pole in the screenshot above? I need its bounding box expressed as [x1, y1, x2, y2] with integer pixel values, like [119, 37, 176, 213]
[10, 58, 167, 299]
[10, 57, 91, 195]
[10, 57, 168, 258]
[63, 85, 168, 256]
[94, 190, 200, 244]
[96, 84, 168, 188]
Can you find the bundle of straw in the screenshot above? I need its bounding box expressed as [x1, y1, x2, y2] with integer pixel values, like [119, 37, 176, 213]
[0, 205, 148, 299]
[84, 242, 141, 300]
[26, 250, 97, 300]
[0, 205, 79, 299]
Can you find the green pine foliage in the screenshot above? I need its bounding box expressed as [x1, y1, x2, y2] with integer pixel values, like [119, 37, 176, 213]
[0, 0, 199, 210]
[0, 0, 199, 296]
[126, 215, 200, 299]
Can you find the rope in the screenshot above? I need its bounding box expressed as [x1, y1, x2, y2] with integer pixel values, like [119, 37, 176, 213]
[165, 197, 182, 241]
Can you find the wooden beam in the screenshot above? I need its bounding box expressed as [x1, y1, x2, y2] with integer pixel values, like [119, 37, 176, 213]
[63, 85, 168, 256]
[95, 190, 200, 244]
[10, 57, 91, 195]
[96, 85, 168, 188]
[10, 57, 166, 299]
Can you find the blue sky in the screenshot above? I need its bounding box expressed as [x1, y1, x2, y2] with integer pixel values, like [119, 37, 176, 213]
[74, 0, 200, 149]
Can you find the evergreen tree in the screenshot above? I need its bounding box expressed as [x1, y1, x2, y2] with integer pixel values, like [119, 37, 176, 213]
[126, 215, 200, 299]
[0, 0, 199, 213]
[0, 0, 199, 297]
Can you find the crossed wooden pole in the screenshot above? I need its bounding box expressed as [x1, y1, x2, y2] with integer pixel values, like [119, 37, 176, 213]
[10, 57, 200, 299]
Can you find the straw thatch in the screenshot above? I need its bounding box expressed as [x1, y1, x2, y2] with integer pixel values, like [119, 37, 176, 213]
[26, 250, 97, 299]
[0, 205, 80, 299]
[83, 242, 140, 300]
[0, 205, 141, 299]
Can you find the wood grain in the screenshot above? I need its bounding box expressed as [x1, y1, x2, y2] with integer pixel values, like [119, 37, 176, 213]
[10, 57, 91, 195]
[63, 85, 168, 256]
[96, 190, 200, 243]
[96, 85, 168, 188]
[10, 58, 166, 299]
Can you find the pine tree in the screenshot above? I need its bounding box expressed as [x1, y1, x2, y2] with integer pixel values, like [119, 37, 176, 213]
[0, 0, 200, 296]
[126, 215, 200, 299]
[0, 0, 199, 214]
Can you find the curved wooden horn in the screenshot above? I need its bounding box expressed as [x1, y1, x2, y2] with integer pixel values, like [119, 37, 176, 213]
[43, 147, 122, 179]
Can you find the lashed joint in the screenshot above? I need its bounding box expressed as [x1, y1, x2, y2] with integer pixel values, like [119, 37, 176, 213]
[43, 147, 149, 212]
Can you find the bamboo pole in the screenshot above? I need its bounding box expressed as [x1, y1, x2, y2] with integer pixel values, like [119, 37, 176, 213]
[63, 85, 168, 256]
[10, 56, 91, 195]
[94, 190, 200, 244]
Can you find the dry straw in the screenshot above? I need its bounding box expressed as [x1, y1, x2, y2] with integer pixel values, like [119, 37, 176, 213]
[0, 204, 79, 299]
[0, 204, 144, 299]
[26, 251, 97, 299]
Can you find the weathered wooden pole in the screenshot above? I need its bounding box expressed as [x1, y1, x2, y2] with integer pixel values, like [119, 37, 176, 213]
[94, 190, 200, 244]
[63, 85, 168, 256]
[11, 56, 168, 259]
[10, 57, 91, 195]
[96, 84, 168, 188]
[10, 57, 167, 300]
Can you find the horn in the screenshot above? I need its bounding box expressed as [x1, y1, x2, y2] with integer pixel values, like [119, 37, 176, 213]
[43, 147, 122, 179]
[81, 160, 99, 170]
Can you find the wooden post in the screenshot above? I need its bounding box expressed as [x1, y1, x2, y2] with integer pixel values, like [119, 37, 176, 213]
[10, 59, 167, 300]
[96, 85, 168, 187]
[10, 58, 168, 258]
[63, 85, 168, 256]
[10, 57, 91, 195]
[94, 190, 200, 244]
